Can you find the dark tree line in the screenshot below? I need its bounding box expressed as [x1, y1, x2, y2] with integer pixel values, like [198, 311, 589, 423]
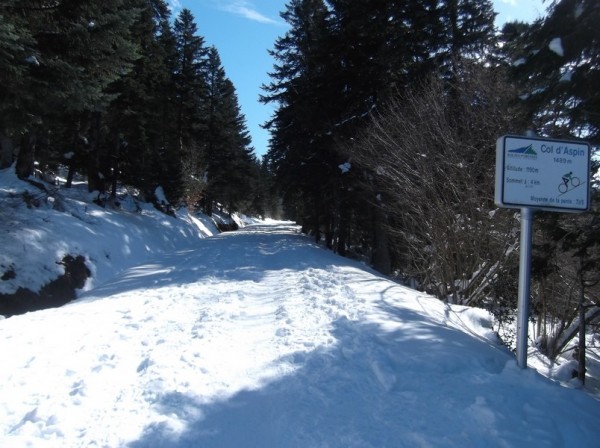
[0, 1, 268, 216]
[262, 0, 500, 264]
[263, 0, 600, 374]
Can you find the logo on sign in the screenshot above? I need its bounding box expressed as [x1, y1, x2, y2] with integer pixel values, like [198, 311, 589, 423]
[508, 144, 537, 159]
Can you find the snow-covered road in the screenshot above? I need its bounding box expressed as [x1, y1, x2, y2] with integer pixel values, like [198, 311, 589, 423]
[1, 224, 599, 447]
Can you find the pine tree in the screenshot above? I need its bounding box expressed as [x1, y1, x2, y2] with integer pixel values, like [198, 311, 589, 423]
[0, 0, 37, 168]
[262, 0, 341, 244]
[153, 14, 186, 205]
[105, 0, 182, 202]
[325, 0, 419, 257]
[251, 159, 282, 218]
[172, 9, 208, 154]
[10, 0, 141, 185]
[511, 0, 600, 143]
[326, 0, 497, 116]
[263, 0, 499, 258]
[202, 47, 257, 214]
[170, 8, 210, 207]
[434, 0, 496, 78]
[326, 0, 411, 123]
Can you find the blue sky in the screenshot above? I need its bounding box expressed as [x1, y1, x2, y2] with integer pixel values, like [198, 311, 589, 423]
[176, 0, 547, 159]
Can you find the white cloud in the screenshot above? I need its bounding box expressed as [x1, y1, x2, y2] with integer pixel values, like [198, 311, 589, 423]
[221, 1, 279, 25]
[500, 0, 517, 6]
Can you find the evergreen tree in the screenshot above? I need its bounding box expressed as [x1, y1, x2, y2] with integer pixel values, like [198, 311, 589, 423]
[203, 47, 257, 214]
[511, 0, 600, 143]
[172, 8, 208, 153]
[1, 0, 257, 216]
[434, 0, 496, 78]
[326, 0, 497, 119]
[263, 0, 502, 269]
[9, 0, 141, 186]
[327, 0, 409, 122]
[105, 0, 182, 202]
[153, 13, 186, 205]
[251, 159, 282, 218]
[0, 0, 37, 168]
[325, 0, 417, 257]
[262, 0, 340, 244]
[171, 8, 209, 206]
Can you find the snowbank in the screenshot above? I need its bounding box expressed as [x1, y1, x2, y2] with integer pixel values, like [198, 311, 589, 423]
[0, 167, 217, 299]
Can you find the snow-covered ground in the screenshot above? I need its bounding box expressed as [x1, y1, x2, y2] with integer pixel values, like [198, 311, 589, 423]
[1, 168, 599, 447]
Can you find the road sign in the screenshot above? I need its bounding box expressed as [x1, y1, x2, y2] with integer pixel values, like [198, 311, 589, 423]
[495, 135, 591, 213]
[495, 134, 591, 369]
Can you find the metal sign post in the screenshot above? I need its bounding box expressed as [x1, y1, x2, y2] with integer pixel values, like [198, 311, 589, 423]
[516, 207, 533, 368]
[495, 135, 591, 369]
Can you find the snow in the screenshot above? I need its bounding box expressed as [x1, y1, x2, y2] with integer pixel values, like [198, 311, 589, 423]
[25, 55, 40, 66]
[0, 168, 218, 295]
[1, 166, 600, 447]
[548, 38, 565, 57]
[154, 186, 169, 206]
[338, 161, 351, 174]
[559, 70, 573, 82]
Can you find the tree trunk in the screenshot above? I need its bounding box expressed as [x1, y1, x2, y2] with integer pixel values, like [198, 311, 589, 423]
[16, 131, 36, 179]
[547, 306, 600, 360]
[65, 117, 89, 188]
[336, 187, 348, 256]
[337, 218, 347, 256]
[110, 131, 120, 198]
[66, 163, 75, 188]
[87, 112, 105, 193]
[325, 214, 334, 250]
[577, 261, 586, 383]
[372, 205, 391, 275]
[314, 197, 321, 244]
[0, 132, 15, 169]
[203, 193, 213, 216]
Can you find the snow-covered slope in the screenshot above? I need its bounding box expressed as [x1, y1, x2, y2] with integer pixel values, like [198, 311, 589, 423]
[1, 220, 599, 447]
[0, 168, 218, 297]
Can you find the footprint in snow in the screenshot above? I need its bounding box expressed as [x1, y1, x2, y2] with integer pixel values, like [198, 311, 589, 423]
[275, 305, 288, 320]
[92, 353, 116, 372]
[137, 357, 153, 373]
[69, 380, 86, 397]
[276, 328, 291, 337]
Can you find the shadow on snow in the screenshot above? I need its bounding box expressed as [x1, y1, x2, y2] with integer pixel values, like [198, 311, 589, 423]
[126, 305, 596, 448]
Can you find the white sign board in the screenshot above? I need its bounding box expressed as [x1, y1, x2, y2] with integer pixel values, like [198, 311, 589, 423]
[495, 135, 591, 212]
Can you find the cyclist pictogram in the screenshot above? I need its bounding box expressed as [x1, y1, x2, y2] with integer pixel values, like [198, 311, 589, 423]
[558, 171, 580, 194]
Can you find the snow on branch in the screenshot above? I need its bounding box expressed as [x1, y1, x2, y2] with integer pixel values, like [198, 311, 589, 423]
[548, 38, 564, 57]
